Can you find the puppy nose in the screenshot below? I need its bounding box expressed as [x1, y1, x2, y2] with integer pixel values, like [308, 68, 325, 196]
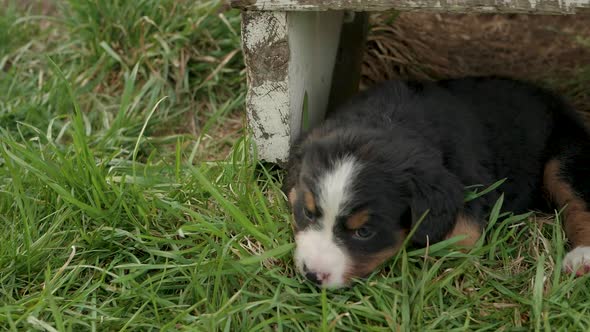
[302, 265, 331, 285]
[305, 272, 321, 284]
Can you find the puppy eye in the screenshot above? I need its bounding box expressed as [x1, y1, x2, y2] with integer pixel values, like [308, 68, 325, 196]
[303, 207, 314, 221]
[353, 226, 375, 240]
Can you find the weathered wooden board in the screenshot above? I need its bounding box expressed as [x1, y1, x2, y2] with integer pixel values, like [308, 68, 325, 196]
[241, 11, 344, 164]
[233, 0, 590, 14]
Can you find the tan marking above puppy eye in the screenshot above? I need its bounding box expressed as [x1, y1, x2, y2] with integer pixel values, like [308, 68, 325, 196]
[303, 191, 316, 215]
[346, 209, 370, 230]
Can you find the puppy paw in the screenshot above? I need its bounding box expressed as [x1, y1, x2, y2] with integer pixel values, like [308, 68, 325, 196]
[563, 246, 590, 276]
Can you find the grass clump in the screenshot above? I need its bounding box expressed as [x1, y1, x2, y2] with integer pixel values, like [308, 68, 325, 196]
[1, 1, 590, 331]
[61, 0, 243, 99]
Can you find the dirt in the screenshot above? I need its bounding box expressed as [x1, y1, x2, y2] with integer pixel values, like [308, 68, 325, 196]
[361, 13, 590, 117]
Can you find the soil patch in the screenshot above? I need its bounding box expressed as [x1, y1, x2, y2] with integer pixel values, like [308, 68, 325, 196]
[361, 13, 590, 119]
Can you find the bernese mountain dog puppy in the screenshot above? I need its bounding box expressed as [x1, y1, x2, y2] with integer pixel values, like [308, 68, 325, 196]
[283, 77, 590, 288]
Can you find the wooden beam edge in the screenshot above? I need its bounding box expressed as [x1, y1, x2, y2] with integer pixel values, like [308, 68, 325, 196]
[231, 0, 590, 14]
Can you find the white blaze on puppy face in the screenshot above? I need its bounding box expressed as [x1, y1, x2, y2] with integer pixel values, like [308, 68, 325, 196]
[294, 156, 359, 288]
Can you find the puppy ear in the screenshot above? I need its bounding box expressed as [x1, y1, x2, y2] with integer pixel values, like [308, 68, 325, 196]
[408, 164, 464, 246]
[282, 127, 327, 197]
[282, 133, 309, 197]
[283, 145, 303, 198]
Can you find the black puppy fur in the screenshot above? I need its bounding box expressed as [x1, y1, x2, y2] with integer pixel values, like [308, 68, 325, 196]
[285, 77, 590, 286]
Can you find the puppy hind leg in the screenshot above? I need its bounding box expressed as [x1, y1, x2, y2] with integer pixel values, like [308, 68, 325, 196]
[543, 156, 590, 275]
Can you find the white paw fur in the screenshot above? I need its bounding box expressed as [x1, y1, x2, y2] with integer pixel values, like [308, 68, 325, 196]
[563, 246, 590, 275]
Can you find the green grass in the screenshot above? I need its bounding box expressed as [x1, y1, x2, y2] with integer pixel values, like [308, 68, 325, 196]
[2, 1, 590, 331]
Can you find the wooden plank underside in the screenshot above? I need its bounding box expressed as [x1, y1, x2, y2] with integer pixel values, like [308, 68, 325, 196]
[241, 11, 344, 164]
[232, 0, 590, 14]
